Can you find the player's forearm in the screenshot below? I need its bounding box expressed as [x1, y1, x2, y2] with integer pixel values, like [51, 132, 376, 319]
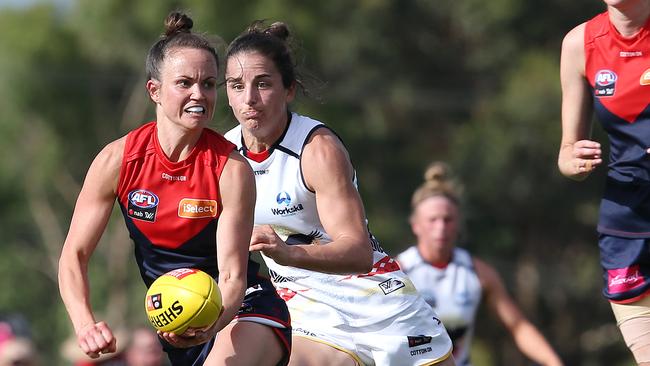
[58, 254, 96, 332]
[214, 273, 246, 332]
[513, 323, 563, 366]
[286, 237, 373, 274]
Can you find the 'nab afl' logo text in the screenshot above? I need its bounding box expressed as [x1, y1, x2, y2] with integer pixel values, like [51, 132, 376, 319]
[127, 189, 159, 222]
[594, 70, 617, 97]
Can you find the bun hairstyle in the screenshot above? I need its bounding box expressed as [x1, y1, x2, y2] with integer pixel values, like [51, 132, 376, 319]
[260, 21, 290, 40]
[146, 11, 218, 81]
[226, 20, 299, 90]
[164, 11, 194, 37]
[411, 161, 462, 210]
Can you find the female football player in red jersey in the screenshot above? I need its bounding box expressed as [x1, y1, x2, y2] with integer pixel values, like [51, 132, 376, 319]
[58, 11, 290, 366]
[559, 0, 650, 364]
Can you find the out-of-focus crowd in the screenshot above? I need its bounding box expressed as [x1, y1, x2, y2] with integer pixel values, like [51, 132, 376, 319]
[0, 319, 167, 366]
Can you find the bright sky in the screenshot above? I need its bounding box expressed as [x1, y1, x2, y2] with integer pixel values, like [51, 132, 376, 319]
[0, 0, 72, 9]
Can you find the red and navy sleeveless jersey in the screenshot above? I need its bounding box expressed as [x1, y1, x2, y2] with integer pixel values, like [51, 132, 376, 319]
[117, 122, 261, 286]
[585, 12, 650, 237]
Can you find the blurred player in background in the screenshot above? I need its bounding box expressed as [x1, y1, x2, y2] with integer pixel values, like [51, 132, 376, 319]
[559, 0, 650, 364]
[125, 326, 166, 366]
[0, 337, 39, 366]
[397, 162, 563, 366]
[58, 11, 290, 366]
[224, 20, 455, 366]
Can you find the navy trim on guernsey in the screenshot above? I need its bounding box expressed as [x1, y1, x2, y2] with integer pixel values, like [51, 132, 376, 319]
[275, 145, 299, 159]
[297, 125, 327, 194]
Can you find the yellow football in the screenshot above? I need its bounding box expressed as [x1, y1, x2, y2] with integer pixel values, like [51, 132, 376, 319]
[145, 268, 222, 334]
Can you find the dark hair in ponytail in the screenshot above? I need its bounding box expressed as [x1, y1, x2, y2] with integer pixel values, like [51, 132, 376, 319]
[146, 11, 218, 81]
[226, 20, 299, 90]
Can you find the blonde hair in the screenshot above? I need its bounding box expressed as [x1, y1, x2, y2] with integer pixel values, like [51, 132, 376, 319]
[411, 161, 462, 210]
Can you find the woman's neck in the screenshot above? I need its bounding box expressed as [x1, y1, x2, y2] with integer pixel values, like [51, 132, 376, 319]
[242, 112, 290, 153]
[417, 242, 453, 266]
[156, 121, 203, 162]
[242, 134, 274, 153]
[609, 1, 650, 37]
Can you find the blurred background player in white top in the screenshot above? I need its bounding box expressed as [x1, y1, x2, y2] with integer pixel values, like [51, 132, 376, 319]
[397, 162, 563, 366]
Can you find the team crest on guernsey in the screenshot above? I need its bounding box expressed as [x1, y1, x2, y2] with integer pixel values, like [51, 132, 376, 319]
[594, 70, 617, 97]
[127, 189, 159, 222]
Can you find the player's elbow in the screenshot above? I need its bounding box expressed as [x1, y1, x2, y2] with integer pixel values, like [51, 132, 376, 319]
[352, 243, 374, 273]
[326, 235, 374, 274]
[355, 259, 373, 274]
[57, 246, 83, 283]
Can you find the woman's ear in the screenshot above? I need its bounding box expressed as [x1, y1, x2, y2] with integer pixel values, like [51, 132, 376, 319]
[146, 79, 161, 104]
[409, 214, 419, 236]
[286, 81, 297, 103]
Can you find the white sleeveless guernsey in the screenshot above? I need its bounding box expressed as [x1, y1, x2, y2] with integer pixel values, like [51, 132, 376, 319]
[226, 113, 453, 366]
[398, 246, 482, 366]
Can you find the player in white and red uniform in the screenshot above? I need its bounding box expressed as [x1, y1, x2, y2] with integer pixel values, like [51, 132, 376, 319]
[397, 162, 562, 366]
[224, 21, 454, 366]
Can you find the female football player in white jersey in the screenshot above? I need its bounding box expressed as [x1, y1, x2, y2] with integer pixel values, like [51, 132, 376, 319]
[223, 21, 455, 366]
[396, 162, 563, 366]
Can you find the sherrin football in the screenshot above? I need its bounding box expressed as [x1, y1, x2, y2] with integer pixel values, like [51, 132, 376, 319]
[145, 268, 222, 334]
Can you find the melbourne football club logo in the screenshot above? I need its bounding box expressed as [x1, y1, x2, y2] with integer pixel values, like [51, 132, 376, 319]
[594, 69, 617, 97]
[127, 189, 159, 222]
